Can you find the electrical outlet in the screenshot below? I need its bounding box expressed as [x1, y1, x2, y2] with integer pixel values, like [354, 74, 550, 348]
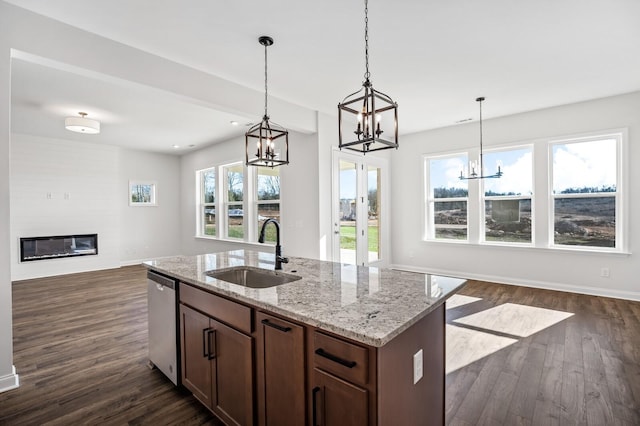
[600, 267, 610, 278]
[413, 349, 423, 384]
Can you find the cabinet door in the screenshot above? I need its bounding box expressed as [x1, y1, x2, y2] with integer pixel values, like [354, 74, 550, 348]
[180, 304, 213, 407]
[256, 312, 305, 426]
[210, 318, 254, 426]
[312, 368, 368, 426]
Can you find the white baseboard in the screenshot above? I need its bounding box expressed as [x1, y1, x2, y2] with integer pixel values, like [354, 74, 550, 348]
[120, 259, 147, 267]
[390, 263, 640, 302]
[0, 365, 19, 393]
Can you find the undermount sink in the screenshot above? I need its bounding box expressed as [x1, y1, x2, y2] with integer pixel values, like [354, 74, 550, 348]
[206, 266, 301, 289]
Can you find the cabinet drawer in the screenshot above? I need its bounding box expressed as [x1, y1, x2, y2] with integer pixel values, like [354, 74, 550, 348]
[314, 331, 368, 386]
[180, 283, 252, 334]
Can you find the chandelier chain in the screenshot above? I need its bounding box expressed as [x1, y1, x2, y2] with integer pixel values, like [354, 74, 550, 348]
[264, 41, 268, 117]
[364, 0, 370, 80]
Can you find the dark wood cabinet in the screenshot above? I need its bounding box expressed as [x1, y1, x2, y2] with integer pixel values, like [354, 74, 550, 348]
[256, 311, 305, 426]
[312, 368, 368, 426]
[179, 289, 254, 426]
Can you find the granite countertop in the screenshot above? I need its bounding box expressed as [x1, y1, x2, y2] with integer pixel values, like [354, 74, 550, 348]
[144, 250, 467, 347]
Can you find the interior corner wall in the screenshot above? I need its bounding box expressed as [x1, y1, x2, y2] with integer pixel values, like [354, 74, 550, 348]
[390, 91, 640, 300]
[180, 130, 321, 259]
[118, 149, 181, 265]
[316, 111, 336, 261]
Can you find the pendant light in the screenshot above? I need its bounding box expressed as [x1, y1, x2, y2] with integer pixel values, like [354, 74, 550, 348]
[459, 97, 503, 180]
[338, 0, 398, 154]
[245, 36, 289, 168]
[65, 112, 100, 134]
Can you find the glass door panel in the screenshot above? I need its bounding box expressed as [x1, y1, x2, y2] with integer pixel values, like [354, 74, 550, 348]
[338, 160, 358, 265]
[367, 166, 381, 262]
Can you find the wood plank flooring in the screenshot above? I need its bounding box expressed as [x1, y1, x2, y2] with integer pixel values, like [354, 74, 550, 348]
[0, 265, 220, 425]
[1, 267, 639, 425]
[446, 281, 640, 426]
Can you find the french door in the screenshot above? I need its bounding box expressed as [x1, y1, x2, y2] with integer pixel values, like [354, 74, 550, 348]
[332, 150, 388, 267]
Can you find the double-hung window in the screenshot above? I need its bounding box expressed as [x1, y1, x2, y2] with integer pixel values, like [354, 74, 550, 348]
[551, 135, 620, 249]
[482, 147, 533, 244]
[426, 154, 469, 241]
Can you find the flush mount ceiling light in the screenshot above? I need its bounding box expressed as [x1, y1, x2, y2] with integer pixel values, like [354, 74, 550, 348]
[338, 0, 398, 154]
[459, 97, 503, 180]
[245, 36, 289, 168]
[64, 112, 100, 134]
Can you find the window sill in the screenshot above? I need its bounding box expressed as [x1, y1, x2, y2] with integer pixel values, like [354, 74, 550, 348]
[422, 239, 631, 256]
[194, 235, 275, 248]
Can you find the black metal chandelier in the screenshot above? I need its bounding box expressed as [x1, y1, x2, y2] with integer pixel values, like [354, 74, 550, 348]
[338, 0, 398, 154]
[459, 97, 503, 180]
[245, 36, 289, 168]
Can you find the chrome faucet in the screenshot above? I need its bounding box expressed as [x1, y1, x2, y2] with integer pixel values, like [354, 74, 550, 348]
[258, 218, 288, 270]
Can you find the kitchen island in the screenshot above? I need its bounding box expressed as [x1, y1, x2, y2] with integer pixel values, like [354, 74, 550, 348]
[144, 250, 467, 426]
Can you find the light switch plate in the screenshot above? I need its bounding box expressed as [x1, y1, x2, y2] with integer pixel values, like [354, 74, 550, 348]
[413, 349, 423, 384]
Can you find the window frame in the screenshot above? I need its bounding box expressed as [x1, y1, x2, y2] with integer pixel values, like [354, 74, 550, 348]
[480, 144, 534, 246]
[424, 152, 469, 242]
[423, 129, 627, 253]
[196, 162, 280, 246]
[548, 132, 624, 252]
[255, 167, 281, 244]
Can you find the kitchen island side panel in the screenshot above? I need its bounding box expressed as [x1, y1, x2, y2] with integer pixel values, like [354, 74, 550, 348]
[377, 303, 445, 426]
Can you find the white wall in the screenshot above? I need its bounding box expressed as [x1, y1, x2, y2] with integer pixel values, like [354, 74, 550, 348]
[180, 131, 321, 259]
[390, 91, 640, 300]
[10, 134, 182, 280]
[118, 149, 181, 265]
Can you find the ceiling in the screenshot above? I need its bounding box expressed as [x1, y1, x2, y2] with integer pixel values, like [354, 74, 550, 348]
[7, 0, 640, 154]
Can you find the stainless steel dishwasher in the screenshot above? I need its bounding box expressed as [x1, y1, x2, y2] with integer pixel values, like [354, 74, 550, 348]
[147, 270, 179, 385]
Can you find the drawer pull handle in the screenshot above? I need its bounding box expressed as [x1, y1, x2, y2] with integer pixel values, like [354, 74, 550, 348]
[261, 319, 292, 333]
[315, 348, 357, 368]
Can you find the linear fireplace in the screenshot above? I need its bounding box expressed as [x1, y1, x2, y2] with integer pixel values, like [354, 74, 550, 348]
[20, 234, 98, 262]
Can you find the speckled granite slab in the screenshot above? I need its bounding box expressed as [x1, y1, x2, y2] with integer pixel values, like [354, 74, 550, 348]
[144, 250, 467, 347]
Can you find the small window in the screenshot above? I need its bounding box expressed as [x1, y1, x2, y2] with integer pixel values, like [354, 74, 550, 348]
[482, 147, 533, 244]
[426, 154, 468, 240]
[551, 137, 618, 249]
[129, 181, 157, 206]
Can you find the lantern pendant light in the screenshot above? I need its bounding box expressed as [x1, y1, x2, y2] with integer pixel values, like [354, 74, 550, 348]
[245, 36, 289, 168]
[459, 97, 503, 180]
[338, 0, 398, 154]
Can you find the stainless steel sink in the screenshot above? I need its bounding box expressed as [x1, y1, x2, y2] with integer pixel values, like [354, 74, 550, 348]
[206, 267, 301, 289]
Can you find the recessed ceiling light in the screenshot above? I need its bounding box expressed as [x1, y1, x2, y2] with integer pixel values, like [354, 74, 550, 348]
[172, 144, 180, 149]
[230, 121, 239, 126]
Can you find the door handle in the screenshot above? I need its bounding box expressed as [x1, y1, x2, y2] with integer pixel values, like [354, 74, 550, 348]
[207, 329, 217, 360]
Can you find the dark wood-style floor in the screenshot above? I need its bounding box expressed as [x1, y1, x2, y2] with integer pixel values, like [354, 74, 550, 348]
[1, 266, 639, 425]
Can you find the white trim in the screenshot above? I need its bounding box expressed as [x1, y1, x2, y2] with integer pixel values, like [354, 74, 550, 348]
[0, 366, 19, 393]
[390, 263, 640, 302]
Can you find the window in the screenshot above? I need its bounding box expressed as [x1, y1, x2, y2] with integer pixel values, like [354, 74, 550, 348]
[129, 181, 157, 206]
[197, 164, 281, 245]
[426, 154, 468, 240]
[201, 169, 216, 236]
[551, 136, 619, 249]
[482, 147, 533, 244]
[424, 129, 625, 253]
[256, 167, 280, 243]
[224, 163, 245, 239]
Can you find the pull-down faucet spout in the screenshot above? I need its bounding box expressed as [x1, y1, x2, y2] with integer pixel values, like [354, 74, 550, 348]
[258, 218, 288, 270]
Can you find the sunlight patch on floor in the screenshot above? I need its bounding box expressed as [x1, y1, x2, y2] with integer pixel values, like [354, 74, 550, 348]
[446, 294, 482, 310]
[452, 303, 574, 338]
[446, 324, 517, 374]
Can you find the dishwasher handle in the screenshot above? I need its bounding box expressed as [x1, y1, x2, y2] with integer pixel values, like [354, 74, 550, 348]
[147, 271, 175, 290]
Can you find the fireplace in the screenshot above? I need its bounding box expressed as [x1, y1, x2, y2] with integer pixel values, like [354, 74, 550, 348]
[20, 234, 98, 262]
